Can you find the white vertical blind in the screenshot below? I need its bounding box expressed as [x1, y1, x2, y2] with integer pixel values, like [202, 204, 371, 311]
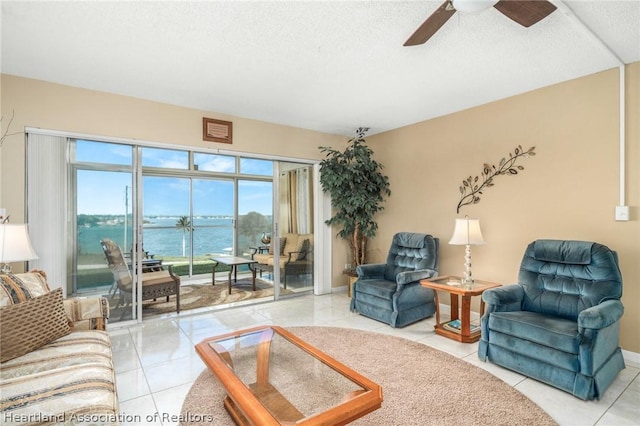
[26, 133, 68, 294]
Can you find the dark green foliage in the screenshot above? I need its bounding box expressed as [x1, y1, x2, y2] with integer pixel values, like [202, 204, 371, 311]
[457, 145, 536, 213]
[237, 211, 270, 245]
[319, 127, 391, 267]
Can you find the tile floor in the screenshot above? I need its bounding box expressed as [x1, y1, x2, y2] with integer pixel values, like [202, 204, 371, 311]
[109, 292, 640, 426]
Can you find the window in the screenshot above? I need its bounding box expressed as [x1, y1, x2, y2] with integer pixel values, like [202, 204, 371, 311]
[142, 147, 189, 169]
[193, 152, 236, 173]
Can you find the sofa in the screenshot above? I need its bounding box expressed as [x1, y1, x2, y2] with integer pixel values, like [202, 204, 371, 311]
[0, 271, 119, 425]
[251, 233, 313, 287]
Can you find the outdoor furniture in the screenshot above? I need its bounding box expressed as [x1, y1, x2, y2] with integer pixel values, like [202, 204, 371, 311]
[478, 239, 625, 400]
[211, 256, 257, 295]
[350, 232, 439, 328]
[251, 233, 313, 288]
[100, 238, 180, 319]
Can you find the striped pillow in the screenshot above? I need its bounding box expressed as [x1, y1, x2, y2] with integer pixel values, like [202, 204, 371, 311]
[0, 272, 51, 307]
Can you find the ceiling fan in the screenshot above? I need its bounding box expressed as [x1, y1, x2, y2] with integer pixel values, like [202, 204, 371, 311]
[404, 0, 557, 46]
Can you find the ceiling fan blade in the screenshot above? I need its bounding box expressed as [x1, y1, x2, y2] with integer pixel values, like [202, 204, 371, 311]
[404, 1, 457, 46]
[493, 0, 557, 27]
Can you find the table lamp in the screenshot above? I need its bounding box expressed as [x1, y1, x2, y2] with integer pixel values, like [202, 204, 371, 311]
[449, 216, 485, 288]
[0, 224, 39, 274]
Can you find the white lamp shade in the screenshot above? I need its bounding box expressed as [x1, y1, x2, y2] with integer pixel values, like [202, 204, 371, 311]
[452, 0, 500, 14]
[0, 224, 39, 263]
[449, 217, 486, 245]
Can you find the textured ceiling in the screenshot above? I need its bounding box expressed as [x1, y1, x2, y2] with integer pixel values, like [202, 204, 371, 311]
[2, 1, 639, 136]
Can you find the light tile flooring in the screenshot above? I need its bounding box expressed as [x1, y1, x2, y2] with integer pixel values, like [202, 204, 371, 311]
[109, 292, 640, 426]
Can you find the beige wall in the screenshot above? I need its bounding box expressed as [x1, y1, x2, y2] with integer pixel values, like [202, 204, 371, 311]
[0, 74, 344, 219]
[365, 64, 639, 353]
[2, 63, 638, 353]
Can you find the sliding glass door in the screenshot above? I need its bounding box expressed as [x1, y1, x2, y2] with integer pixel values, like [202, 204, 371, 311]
[71, 140, 141, 322]
[276, 163, 314, 295]
[68, 138, 317, 323]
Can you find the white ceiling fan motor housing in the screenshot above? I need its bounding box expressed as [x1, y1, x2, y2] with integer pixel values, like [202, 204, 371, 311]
[452, 0, 500, 14]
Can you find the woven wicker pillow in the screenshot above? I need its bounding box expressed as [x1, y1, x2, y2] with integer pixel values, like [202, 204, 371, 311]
[0, 288, 71, 363]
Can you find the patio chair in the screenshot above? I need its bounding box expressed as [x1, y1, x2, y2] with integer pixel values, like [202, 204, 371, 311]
[100, 238, 180, 319]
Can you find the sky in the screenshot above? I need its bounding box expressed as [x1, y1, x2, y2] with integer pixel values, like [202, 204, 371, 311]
[76, 140, 273, 216]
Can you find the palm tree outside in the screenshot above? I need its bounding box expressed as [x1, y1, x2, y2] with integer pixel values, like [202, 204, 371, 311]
[175, 216, 191, 257]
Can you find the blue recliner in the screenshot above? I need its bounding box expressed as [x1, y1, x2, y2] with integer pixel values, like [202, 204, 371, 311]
[478, 239, 625, 400]
[350, 232, 439, 328]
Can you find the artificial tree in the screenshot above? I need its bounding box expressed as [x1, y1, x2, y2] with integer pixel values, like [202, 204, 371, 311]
[319, 127, 391, 272]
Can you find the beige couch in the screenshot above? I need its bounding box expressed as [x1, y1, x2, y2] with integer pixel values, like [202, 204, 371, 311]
[252, 233, 313, 287]
[0, 271, 119, 425]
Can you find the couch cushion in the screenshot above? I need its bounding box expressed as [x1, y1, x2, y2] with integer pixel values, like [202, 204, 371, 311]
[533, 239, 593, 265]
[354, 279, 397, 300]
[0, 330, 113, 380]
[0, 272, 50, 306]
[282, 233, 300, 254]
[488, 310, 580, 354]
[519, 240, 623, 320]
[0, 288, 71, 363]
[0, 362, 118, 424]
[253, 253, 272, 264]
[268, 237, 287, 256]
[63, 297, 110, 331]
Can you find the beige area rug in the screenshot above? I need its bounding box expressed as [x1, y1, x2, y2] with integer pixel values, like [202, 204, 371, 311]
[179, 327, 557, 426]
[109, 279, 292, 319]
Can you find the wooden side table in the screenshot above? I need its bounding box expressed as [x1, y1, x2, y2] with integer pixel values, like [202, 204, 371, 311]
[420, 275, 501, 343]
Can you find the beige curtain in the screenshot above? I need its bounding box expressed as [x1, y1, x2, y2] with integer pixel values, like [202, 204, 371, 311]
[279, 167, 313, 234]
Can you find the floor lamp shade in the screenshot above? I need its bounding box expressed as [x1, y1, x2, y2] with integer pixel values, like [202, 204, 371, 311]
[0, 224, 39, 273]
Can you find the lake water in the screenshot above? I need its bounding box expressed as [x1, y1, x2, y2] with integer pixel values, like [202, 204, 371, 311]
[78, 217, 245, 257]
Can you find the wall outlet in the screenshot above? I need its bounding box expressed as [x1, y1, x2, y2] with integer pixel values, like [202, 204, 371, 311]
[345, 263, 352, 270]
[615, 206, 629, 221]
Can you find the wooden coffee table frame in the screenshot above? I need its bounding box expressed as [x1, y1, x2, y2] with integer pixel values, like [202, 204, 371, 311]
[195, 326, 383, 426]
[421, 275, 501, 343]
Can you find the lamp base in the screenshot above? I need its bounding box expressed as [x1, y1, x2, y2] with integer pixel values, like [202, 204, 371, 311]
[462, 277, 475, 290]
[461, 244, 475, 289]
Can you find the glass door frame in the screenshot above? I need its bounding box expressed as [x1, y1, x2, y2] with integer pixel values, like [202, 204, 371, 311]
[58, 130, 332, 325]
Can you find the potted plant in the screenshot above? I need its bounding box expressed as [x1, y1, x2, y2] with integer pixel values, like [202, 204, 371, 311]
[319, 127, 391, 275]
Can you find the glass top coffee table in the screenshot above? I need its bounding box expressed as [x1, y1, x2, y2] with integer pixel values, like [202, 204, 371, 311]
[195, 326, 383, 425]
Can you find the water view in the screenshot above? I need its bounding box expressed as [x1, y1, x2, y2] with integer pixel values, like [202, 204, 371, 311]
[75, 214, 272, 291]
[78, 216, 238, 257]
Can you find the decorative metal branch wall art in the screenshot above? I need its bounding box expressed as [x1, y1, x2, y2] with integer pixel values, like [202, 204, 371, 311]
[457, 146, 536, 213]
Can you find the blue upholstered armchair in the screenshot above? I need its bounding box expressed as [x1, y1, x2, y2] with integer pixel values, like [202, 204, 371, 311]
[350, 232, 439, 328]
[478, 239, 625, 400]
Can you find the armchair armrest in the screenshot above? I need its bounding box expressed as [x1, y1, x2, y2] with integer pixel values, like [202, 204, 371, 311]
[396, 269, 437, 286]
[63, 296, 110, 331]
[356, 263, 386, 279]
[482, 285, 524, 310]
[578, 300, 624, 329]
